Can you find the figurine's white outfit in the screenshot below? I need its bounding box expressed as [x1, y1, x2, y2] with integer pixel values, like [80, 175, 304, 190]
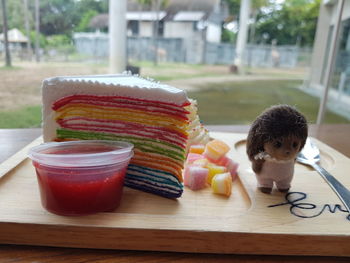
[254, 152, 294, 190]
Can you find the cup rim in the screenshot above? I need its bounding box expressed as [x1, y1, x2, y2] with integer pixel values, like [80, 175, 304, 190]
[28, 140, 134, 167]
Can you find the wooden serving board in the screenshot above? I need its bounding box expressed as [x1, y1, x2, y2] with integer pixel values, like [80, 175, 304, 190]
[1, 132, 350, 256]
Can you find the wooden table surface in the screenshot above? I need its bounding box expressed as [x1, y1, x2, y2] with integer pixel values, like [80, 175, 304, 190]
[1, 125, 350, 263]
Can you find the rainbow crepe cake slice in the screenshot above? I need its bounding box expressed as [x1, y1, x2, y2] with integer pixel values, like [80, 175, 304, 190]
[42, 74, 191, 198]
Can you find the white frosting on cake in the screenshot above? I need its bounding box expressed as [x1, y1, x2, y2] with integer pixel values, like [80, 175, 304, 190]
[42, 74, 189, 141]
[185, 99, 210, 150]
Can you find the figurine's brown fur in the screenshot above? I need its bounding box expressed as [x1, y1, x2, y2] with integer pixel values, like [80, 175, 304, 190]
[247, 105, 308, 174]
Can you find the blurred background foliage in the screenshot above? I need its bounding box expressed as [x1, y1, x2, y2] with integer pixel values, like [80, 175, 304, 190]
[0, 0, 320, 48]
[224, 0, 320, 45]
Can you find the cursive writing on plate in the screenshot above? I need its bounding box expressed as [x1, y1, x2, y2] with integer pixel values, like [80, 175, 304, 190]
[268, 191, 350, 221]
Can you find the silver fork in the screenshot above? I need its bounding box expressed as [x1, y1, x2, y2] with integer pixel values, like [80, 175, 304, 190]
[296, 138, 350, 213]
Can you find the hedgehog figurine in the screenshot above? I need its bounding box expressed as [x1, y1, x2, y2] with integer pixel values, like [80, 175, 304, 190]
[246, 105, 308, 194]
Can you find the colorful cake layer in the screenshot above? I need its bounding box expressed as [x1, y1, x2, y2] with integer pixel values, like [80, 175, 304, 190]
[42, 74, 191, 198]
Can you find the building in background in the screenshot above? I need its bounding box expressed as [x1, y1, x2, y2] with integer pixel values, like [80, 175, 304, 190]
[89, 0, 226, 43]
[0, 28, 28, 55]
[73, 0, 303, 67]
[76, 0, 227, 64]
[308, 0, 350, 119]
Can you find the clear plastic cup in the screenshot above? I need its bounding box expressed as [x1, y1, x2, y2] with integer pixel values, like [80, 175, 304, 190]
[28, 140, 134, 216]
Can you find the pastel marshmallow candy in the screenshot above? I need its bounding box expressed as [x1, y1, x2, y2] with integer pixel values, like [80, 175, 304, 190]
[226, 158, 239, 180]
[216, 155, 230, 166]
[216, 156, 239, 180]
[206, 163, 227, 185]
[211, 172, 232, 196]
[189, 144, 205, 154]
[204, 140, 230, 161]
[186, 153, 205, 165]
[184, 166, 208, 190]
[192, 158, 209, 167]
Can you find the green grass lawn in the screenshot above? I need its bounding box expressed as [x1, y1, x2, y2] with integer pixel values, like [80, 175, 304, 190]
[0, 79, 348, 128]
[133, 61, 228, 81]
[151, 72, 226, 82]
[0, 106, 42, 128]
[0, 66, 22, 70]
[188, 79, 350, 124]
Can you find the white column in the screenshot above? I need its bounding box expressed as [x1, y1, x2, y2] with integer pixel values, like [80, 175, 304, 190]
[109, 0, 127, 74]
[234, 0, 251, 74]
[316, 0, 344, 124]
[308, 3, 332, 86]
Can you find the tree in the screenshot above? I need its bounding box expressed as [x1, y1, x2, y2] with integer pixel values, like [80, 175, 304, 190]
[249, 0, 269, 44]
[74, 0, 108, 32]
[225, 0, 241, 17]
[224, 0, 270, 43]
[254, 0, 321, 46]
[23, 0, 32, 58]
[224, 0, 320, 46]
[221, 28, 236, 43]
[75, 10, 98, 32]
[38, 0, 79, 36]
[35, 0, 40, 62]
[75, 0, 108, 14]
[1, 0, 11, 67]
[1, 0, 26, 32]
[0, 0, 113, 63]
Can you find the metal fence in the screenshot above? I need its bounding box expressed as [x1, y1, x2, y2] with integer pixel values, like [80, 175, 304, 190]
[204, 42, 235, 65]
[127, 36, 186, 63]
[74, 32, 109, 59]
[72, 32, 309, 67]
[0, 32, 312, 67]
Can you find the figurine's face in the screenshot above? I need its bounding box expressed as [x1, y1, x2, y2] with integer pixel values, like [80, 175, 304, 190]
[264, 136, 301, 161]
